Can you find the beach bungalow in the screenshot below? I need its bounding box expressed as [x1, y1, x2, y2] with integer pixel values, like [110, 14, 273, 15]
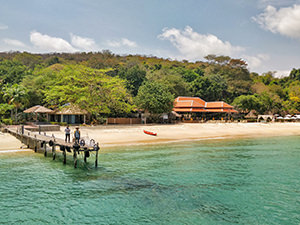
[245, 110, 258, 121]
[49, 104, 88, 124]
[23, 105, 54, 122]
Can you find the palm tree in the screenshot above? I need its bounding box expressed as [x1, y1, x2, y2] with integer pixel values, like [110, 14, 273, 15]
[3, 84, 29, 123]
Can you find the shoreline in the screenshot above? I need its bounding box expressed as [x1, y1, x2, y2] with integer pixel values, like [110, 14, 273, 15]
[1, 122, 300, 154]
[88, 122, 300, 150]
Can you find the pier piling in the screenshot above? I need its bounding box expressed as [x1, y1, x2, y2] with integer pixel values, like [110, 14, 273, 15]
[63, 149, 66, 164]
[73, 150, 77, 168]
[44, 142, 47, 157]
[95, 150, 98, 168]
[52, 145, 56, 160]
[34, 139, 37, 152]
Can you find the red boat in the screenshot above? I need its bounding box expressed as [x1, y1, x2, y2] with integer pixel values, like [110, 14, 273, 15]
[143, 130, 157, 136]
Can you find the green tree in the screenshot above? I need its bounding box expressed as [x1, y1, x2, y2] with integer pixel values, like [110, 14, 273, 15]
[28, 64, 134, 117]
[118, 65, 146, 96]
[284, 82, 300, 113]
[135, 81, 174, 114]
[2, 84, 29, 122]
[204, 55, 252, 101]
[0, 60, 30, 85]
[204, 55, 231, 65]
[45, 56, 60, 66]
[22, 64, 62, 106]
[189, 74, 228, 101]
[146, 68, 189, 97]
[0, 103, 14, 123]
[13, 52, 42, 69]
[289, 68, 300, 81]
[232, 95, 263, 113]
[173, 67, 202, 83]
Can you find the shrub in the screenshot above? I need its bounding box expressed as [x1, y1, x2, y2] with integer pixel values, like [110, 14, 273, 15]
[1, 118, 13, 125]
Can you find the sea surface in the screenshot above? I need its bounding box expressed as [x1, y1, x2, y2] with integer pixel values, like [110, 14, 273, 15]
[0, 136, 300, 225]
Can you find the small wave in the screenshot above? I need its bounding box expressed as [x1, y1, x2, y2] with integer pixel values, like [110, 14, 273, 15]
[0, 149, 32, 153]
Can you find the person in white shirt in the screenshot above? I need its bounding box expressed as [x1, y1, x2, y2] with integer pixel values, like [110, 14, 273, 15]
[65, 125, 71, 143]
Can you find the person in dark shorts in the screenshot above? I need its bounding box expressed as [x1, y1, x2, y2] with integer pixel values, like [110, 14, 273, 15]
[74, 127, 80, 144]
[65, 125, 71, 143]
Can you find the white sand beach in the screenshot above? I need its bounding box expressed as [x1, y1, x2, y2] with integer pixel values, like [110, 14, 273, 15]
[1, 122, 300, 153]
[80, 122, 300, 148]
[0, 132, 30, 153]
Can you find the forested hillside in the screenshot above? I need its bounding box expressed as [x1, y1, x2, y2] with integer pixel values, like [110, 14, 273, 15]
[0, 51, 299, 124]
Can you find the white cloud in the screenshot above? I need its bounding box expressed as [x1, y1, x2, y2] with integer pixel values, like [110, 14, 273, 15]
[121, 38, 137, 47]
[30, 31, 77, 52]
[254, 4, 300, 39]
[242, 54, 270, 70]
[107, 38, 137, 48]
[274, 70, 290, 77]
[158, 26, 244, 61]
[3, 38, 26, 47]
[257, 0, 300, 8]
[0, 24, 8, 30]
[70, 33, 96, 51]
[157, 26, 273, 72]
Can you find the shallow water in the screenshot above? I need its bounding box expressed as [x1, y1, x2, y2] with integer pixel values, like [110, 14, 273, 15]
[0, 136, 300, 224]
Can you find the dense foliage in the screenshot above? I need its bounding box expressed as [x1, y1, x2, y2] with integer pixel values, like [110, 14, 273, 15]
[0, 51, 299, 124]
[135, 81, 174, 114]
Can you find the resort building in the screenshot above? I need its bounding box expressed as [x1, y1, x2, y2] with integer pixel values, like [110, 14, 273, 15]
[173, 96, 237, 120]
[24, 104, 88, 124]
[49, 104, 88, 124]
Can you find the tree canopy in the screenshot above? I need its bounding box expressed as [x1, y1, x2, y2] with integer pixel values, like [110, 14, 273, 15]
[0, 51, 300, 123]
[135, 81, 174, 114]
[25, 64, 134, 116]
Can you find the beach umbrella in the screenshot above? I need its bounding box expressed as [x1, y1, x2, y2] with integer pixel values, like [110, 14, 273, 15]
[294, 115, 300, 119]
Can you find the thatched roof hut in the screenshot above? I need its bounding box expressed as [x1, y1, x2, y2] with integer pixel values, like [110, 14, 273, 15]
[53, 104, 88, 115]
[24, 105, 53, 114]
[245, 110, 257, 119]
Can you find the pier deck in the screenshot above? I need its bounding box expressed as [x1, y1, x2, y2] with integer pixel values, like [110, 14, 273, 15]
[4, 126, 100, 168]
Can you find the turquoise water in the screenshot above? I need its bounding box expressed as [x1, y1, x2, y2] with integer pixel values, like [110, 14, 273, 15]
[1, 137, 300, 225]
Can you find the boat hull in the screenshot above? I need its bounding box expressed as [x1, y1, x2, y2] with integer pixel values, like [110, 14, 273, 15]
[143, 130, 157, 136]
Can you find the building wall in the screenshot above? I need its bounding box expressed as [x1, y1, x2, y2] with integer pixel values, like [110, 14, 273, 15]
[107, 118, 141, 124]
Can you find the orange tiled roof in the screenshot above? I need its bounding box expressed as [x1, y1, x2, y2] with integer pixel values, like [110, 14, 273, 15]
[173, 96, 237, 113]
[175, 97, 206, 106]
[205, 101, 234, 109]
[173, 108, 238, 113]
[174, 100, 205, 108]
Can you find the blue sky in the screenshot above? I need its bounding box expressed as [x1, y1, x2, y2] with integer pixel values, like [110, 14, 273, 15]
[1, 0, 300, 76]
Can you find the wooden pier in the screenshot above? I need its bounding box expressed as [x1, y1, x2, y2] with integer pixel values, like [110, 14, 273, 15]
[4, 126, 100, 168]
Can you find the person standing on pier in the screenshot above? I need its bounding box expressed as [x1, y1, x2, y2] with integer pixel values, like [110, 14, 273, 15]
[65, 125, 71, 143]
[74, 127, 80, 144]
